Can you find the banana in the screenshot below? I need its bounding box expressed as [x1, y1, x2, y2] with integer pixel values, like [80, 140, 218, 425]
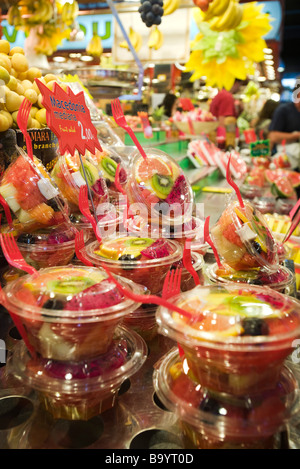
[203, 0, 232, 20]
[209, 0, 241, 31]
[163, 0, 181, 16]
[61, 1, 79, 25]
[86, 33, 103, 57]
[148, 26, 164, 50]
[7, 5, 23, 27]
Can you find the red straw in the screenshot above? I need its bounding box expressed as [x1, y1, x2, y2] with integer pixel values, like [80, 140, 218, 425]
[226, 155, 244, 208]
[204, 216, 223, 268]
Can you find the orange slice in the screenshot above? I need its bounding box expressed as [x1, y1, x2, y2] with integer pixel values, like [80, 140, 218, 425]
[135, 155, 172, 183]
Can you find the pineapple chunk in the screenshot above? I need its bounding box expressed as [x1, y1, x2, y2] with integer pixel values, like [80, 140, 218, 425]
[18, 209, 34, 224]
[0, 183, 21, 213]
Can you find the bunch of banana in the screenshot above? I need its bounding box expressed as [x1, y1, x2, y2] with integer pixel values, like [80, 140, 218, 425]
[209, 0, 243, 31]
[148, 26, 164, 50]
[86, 33, 103, 57]
[22, 0, 54, 25]
[7, 5, 23, 27]
[202, 0, 231, 20]
[163, 0, 181, 16]
[61, 1, 79, 26]
[119, 27, 142, 53]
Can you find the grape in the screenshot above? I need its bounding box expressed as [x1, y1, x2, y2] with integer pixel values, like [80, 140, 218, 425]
[139, 0, 164, 27]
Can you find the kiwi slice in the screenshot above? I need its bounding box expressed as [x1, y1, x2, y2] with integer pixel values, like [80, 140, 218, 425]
[100, 157, 117, 182]
[47, 276, 96, 295]
[126, 238, 154, 248]
[80, 161, 99, 186]
[151, 173, 174, 199]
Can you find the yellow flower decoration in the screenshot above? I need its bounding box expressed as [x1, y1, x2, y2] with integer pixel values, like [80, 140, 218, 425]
[186, 2, 272, 90]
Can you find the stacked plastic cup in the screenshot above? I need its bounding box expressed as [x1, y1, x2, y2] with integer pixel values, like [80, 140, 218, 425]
[3, 265, 147, 420]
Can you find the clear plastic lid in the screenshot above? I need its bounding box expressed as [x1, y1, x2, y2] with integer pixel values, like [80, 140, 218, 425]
[4, 265, 142, 322]
[0, 149, 69, 230]
[207, 263, 295, 292]
[51, 151, 109, 208]
[126, 148, 194, 225]
[8, 326, 147, 395]
[153, 348, 300, 438]
[85, 235, 183, 269]
[211, 200, 279, 271]
[156, 284, 300, 349]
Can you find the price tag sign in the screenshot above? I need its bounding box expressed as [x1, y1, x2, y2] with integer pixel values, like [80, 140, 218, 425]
[35, 79, 102, 157]
[250, 139, 270, 158]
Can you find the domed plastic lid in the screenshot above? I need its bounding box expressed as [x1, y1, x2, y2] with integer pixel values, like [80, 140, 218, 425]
[86, 145, 128, 192]
[207, 263, 295, 292]
[8, 326, 147, 395]
[85, 235, 182, 268]
[128, 148, 194, 224]
[57, 151, 109, 205]
[0, 149, 69, 229]
[153, 348, 299, 438]
[211, 200, 279, 271]
[4, 265, 142, 322]
[156, 284, 300, 348]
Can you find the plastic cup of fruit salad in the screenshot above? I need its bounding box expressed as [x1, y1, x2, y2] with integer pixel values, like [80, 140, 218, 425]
[125, 149, 194, 227]
[153, 348, 300, 449]
[51, 152, 109, 211]
[156, 284, 300, 396]
[123, 303, 158, 344]
[86, 145, 128, 210]
[126, 215, 204, 247]
[3, 265, 143, 361]
[84, 235, 183, 295]
[8, 325, 147, 421]
[211, 200, 279, 272]
[0, 150, 70, 231]
[206, 262, 295, 295]
[16, 223, 78, 269]
[69, 207, 123, 243]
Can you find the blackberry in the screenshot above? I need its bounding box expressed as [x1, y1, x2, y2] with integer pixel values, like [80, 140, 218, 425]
[241, 318, 269, 336]
[252, 241, 262, 254]
[139, 0, 164, 27]
[42, 299, 65, 310]
[17, 233, 36, 245]
[119, 253, 141, 270]
[47, 198, 60, 212]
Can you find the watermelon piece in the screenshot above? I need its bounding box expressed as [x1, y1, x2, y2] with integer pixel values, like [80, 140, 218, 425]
[289, 171, 300, 188]
[271, 177, 296, 199]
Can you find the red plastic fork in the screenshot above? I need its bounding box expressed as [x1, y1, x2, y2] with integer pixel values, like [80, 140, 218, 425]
[204, 216, 223, 268]
[162, 266, 185, 358]
[183, 238, 201, 286]
[0, 232, 37, 275]
[75, 230, 93, 266]
[16, 98, 33, 161]
[78, 185, 102, 243]
[115, 163, 133, 227]
[111, 98, 147, 160]
[162, 267, 182, 300]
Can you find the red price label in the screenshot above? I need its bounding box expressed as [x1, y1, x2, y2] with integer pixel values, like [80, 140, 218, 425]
[35, 79, 102, 156]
